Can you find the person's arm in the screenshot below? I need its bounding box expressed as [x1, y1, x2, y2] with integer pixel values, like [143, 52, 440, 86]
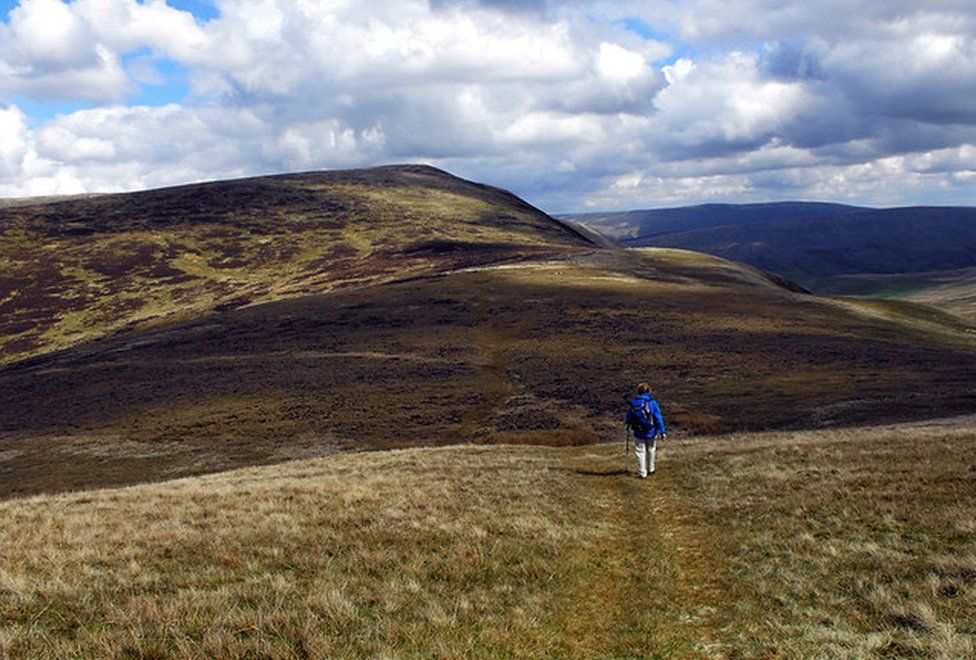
[651, 400, 666, 438]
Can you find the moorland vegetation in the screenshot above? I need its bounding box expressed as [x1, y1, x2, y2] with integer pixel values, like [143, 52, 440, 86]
[0, 166, 974, 656]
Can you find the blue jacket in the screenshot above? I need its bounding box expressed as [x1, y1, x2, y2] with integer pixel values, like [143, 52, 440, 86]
[626, 393, 666, 439]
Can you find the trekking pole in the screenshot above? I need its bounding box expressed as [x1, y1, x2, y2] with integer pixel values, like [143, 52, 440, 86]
[625, 426, 630, 454]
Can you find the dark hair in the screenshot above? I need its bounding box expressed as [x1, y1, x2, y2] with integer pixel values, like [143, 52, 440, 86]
[637, 383, 649, 394]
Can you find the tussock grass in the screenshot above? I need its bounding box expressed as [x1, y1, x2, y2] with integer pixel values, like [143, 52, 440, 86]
[0, 447, 599, 657]
[1, 419, 974, 657]
[673, 417, 976, 657]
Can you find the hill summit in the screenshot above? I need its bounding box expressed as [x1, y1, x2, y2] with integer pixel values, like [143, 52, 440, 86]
[0, 165, 593, 363]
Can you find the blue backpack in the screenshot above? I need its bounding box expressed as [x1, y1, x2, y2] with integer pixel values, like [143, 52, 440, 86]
[628, 399, 654, 436]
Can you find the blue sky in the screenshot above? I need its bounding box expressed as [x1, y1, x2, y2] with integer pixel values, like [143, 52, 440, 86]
[1, 0, 974, 211]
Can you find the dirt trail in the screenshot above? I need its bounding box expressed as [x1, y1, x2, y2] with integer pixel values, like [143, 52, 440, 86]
[556, 448, 729, 657]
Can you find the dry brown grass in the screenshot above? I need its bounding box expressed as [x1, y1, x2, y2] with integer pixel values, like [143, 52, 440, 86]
[477, 429, 599, 446]
[670, 417, 976, 657]
[1, 417, 974, 657]
[0, 446, 593, 657]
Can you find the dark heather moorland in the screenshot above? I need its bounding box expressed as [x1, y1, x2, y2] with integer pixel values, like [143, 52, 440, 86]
[1, 166, 975, 499]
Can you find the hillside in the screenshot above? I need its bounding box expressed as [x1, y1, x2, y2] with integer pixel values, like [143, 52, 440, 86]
[1, 417, 973, 656]
[2, 243, 975, 498]
[2, 169, 976, 498]
[562, 201, 864, 240]
[2, 167, 975, 657]
[0, 164, 593, 364]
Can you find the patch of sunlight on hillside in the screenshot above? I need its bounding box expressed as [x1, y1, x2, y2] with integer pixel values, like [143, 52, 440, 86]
[827, 296, 976, 344]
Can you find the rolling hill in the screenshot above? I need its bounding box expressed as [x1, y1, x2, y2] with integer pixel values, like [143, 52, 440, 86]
[1, 164, 975, 498]
[0, 164, 592, 364]
[815, 266, 976, 323]
[633, 207, 976, 283]
[1, 166, 975, 656]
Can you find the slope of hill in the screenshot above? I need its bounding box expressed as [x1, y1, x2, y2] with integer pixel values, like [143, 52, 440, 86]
[2, 244, 975, 498]
[562, 201, 865, 240]
[0, 165, 593, 364]
[2, 169, 976, 498]
[2, 417, 973, 657]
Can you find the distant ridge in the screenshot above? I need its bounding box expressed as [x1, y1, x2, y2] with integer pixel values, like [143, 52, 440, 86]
[567, 202, 976, 311]
[561, 201, 867, 240]
[627, 206, 976, 282]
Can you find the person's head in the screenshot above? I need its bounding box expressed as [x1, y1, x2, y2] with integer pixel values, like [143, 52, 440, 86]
[637, 382, 650, 395]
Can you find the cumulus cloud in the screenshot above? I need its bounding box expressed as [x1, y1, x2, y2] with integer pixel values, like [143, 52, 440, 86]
[0, 0, 974, 210]
[0, 0, 130, 100]
[650, 53, 817, 155]
[0, 106, 32, 178]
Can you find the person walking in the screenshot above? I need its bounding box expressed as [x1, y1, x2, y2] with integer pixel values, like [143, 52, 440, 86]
[626, 383, 667, 478]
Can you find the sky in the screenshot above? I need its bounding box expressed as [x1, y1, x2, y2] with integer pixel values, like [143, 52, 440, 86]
[1, 0, 975, 212]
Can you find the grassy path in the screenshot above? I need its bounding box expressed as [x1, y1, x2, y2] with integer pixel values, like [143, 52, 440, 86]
[555, 447, 728, 657]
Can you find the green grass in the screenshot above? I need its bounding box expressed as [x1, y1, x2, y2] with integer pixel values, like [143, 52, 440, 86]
[1, 417, 973, 657]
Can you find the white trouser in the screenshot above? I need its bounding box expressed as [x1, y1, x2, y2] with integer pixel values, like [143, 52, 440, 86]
[634, 436, 656, 477]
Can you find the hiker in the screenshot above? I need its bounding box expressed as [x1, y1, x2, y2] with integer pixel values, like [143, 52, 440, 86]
[626, 383, 667, 478]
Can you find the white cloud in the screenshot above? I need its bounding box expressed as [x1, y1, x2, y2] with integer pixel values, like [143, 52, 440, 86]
[596, 42, 645, 85]
[4, 0, 95, 67]
[72, 0, 210, 59]
[0, 0, 974, 210]
[0, 106, 32, 177]
[652, 52, 816, 148]
[0, 0, 129, 100]
[500, 112, 605, 148]
[0, 101, 393, 196]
